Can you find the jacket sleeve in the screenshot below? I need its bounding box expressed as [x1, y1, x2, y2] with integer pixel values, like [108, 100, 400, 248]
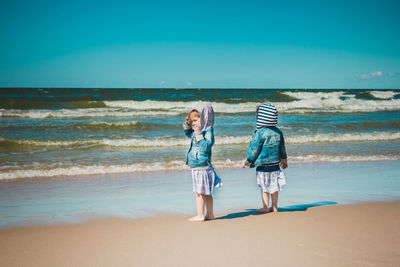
[245, 130, 263, 166]
[279, 133, 287, 160]
[183, 123, 194, 138]
[195, 128, 214, 152]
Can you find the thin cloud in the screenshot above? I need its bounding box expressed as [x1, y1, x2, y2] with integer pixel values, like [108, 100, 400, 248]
[358, 71, 398, 80]
[160, 81, 165, 85]
[388, 72, 400, 77]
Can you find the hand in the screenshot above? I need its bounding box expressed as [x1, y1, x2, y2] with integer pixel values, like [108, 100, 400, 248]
[280, 159, 288, 169]
[241, 159, 247, 168]
[185, 116, 191, 126]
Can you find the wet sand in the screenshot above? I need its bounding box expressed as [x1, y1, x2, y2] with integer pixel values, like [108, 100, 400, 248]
[1, 201, 399, 267]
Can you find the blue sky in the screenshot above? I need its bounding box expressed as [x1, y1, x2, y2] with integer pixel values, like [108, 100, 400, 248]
[0, 0, 399, 88]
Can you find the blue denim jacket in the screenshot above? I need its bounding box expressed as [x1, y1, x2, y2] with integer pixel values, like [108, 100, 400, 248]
[246, 126, 287, 168]
[184, 127, 214, 167]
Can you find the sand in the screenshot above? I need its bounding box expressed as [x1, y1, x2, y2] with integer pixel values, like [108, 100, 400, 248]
[1, 201, 399, 267]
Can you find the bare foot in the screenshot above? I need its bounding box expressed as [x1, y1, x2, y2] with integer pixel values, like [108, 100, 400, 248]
[256, 208, 270, 213]
[269, 207, 279, 213]
[188, 215, 205, 222]
[205, 214, 215, 220]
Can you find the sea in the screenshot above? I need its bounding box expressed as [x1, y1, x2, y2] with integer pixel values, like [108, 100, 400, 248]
[1, 88, 399, 179]
[0, 88, 400, 227]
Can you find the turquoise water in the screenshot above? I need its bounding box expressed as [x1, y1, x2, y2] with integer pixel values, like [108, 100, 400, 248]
[0, 161, 399, 228]
[1, 88, 400, 228]
[1, 88, 399, 179]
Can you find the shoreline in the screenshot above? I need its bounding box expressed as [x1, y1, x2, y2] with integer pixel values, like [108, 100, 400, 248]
[1, 160, 400, 229]
[1, 201, 399, 267]
[1, 158, 399, 181]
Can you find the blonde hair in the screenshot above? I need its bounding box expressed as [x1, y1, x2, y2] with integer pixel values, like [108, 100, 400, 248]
[189, 109, 200, 117]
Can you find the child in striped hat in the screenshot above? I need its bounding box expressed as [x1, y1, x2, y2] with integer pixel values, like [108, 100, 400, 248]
[242, 103, 288, 213]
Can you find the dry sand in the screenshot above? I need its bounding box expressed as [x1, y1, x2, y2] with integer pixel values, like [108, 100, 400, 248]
[1, 201, 399, 267]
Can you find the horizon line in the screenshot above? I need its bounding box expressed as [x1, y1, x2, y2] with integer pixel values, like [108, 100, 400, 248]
[1, 87, 399, 90]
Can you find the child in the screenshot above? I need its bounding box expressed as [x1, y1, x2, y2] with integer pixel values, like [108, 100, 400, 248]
[183, 103, 222, 221]
[242, 103, 288, 213]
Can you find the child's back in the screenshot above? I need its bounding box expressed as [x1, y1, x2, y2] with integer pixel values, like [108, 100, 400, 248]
[242, 103, 287, 213]
[246, 126, 286, 168]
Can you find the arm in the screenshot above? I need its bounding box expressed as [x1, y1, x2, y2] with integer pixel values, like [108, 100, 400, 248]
[279, 134, 288, 169]
[183, 116, 194, 138]
[195, 128, 214, 152]
[183, 125, 194, 138]
[243, 130, 263, 167]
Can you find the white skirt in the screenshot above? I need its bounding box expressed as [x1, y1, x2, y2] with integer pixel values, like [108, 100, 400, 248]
[256, 170, 286, 193]
[191, 166, 222, 195]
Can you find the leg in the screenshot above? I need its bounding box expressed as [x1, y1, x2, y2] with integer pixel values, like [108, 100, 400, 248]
[256, 190, 270, 213]
[271, 191, 279, 212]
[205, 195, 214, 220]
[189, 193, 206, 221]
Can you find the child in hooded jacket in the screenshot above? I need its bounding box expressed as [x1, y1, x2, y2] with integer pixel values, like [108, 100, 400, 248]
[242, 103, 288, 213]
[183, 103, 222, 221]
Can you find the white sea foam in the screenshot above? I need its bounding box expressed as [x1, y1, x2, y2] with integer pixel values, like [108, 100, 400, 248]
[369, 91, 397, 99]
[104, 92, 400, 113]
[286, 131, 400, 144]
[104, 100, 258, 113]
[2, 131, 399, 148]
[1, 155, 399, 180]
[288, 154, 400, 163]
[0, 108, 181, 118]
[0, 161, 186, 180]
[280, 91, 400, 113]
[89, 121, 140, 127]
[1, 91, 400, 118]
[0, 136, 244, 148]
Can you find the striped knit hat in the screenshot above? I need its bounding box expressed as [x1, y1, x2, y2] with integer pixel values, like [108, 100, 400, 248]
[256, 103, 278, 128]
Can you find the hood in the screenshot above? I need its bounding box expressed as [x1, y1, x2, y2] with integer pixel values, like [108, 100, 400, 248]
[191, 103, 214, 131]
[256, 103, 278, 128]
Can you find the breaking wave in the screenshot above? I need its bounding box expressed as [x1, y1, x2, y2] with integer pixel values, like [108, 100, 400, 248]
[369, 91, 398, 99]
[1, 91, 400, 118]
[1, 155, 399, 180]
[279, 91, 400, 113]
[0, 108, 181, 118]
[1, 131, 399, 149]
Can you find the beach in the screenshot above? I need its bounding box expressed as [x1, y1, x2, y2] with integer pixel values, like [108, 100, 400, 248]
[1, 201, 399, 267]
[1, 0, 400, 263]
[1, 161, 400, 228]
[1, 161, 400, 266]
[1, 88, 399, 266]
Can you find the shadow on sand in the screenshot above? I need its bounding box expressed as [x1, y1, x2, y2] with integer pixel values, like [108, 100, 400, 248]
[215, 201, 338, 220]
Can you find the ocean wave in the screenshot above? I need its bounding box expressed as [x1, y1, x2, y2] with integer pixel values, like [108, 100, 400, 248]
[1, 131, 399, 149]
[2, 91, 400, 118]
[0, 136, 242, 148]
[0, 108, 181, 118]
[0, 120, 173, 131]
[88, 121, 139, 126]
[369, 91, 398, 99]
[280, 91, 400, 113]
[103, 100, 261, 113]
[84, 121, 145, 130]
[105, 96, 400, 113]
[0, 161, 187, 180]
[1, 155, 399, 180]
[288, 154, 400, 163]
[287, 131, 400, 144]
